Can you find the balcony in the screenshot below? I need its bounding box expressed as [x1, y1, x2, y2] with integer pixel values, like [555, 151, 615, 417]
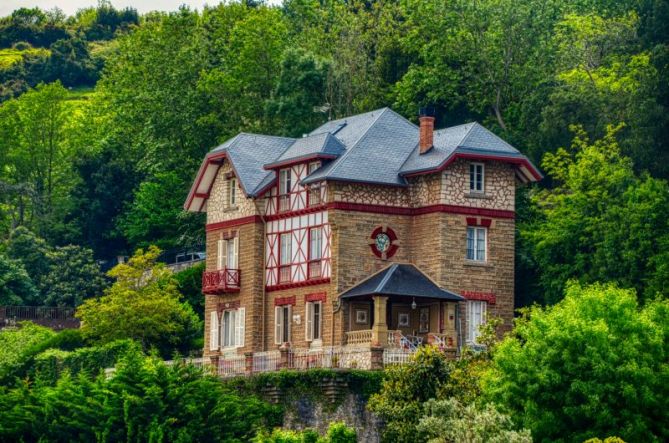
[202, 269, 241, 294]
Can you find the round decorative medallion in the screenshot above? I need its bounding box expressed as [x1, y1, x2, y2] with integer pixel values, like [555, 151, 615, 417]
[369, 226, 399, 260]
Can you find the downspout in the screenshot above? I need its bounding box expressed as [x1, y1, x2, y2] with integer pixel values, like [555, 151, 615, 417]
[253, 198, 268, 351]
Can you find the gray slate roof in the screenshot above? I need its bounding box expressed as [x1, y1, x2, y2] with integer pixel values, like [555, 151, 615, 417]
[264, 132, 346, 168]
[339, 263, 464, 301]
[202, 107, 538, 198]
[210, 133, 294, 196]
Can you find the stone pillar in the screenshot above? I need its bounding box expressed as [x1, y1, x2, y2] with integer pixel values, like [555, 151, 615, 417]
[370, 345, 384, 370]
[209, 354, 220, 376]
[279, 342, 291, 369]
[245, 352, 254, 375]
[371, 295, 389, 347]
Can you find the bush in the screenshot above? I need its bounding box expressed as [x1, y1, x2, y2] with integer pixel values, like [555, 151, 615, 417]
[483, 282, 669, 442]
[254, 422, 357, 443]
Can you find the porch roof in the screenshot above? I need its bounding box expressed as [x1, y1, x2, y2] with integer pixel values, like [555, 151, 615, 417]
[339, 264, 464, 301]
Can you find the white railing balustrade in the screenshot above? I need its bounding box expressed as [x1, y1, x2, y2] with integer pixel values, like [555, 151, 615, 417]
[252, 351, 281, 373]
[218, 354, 246, 378]
[346, 329, 373, 345]
[291, 346, 371, 370]
[383, 347, 415, 365]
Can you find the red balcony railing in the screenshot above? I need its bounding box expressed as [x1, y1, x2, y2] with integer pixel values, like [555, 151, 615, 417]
[308, 260, 321, 279]
[202, 269, 241, 294]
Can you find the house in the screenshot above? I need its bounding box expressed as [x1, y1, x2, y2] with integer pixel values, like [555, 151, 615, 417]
[185, 107, 541, 371]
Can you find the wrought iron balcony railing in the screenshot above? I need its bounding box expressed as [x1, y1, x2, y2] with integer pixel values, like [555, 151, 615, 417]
[202, 269, 241, 294]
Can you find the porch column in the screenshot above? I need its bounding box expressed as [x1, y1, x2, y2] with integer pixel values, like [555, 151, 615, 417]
[371, 295, 389, 347]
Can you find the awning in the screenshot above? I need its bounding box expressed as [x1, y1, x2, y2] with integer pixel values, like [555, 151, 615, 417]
[339, 263, 464, 301]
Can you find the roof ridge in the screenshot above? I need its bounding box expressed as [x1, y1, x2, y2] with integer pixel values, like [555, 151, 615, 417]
[456, 121, 479, 148]
[373, 263, 398, 293]
[325, 107, 389, 178]
[433, 121, 476, 133]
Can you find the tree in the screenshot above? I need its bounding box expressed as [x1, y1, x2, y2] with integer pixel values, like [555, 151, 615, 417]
[254, 422, 357, 443]
[417, 398, 532, 443]
[76, 246, 200, 355]
[174, 261, 205, 319]
[42, 245, 107, 307]
[5, 226, 50, 291]
[483, 282, 669, 442]
[0, 253, 37, 305]
[368, 346, 450, 443]
[524, 125, 669, 303]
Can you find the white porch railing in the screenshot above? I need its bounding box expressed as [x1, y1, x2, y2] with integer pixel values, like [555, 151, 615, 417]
[290, 346, 372, 370]
[252, 351, 280, 373]
[218, 354, 246, 378]
[383, 347, 415, 365]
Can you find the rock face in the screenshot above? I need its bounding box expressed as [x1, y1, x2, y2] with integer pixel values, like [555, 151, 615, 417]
[283, 391, 382, 443]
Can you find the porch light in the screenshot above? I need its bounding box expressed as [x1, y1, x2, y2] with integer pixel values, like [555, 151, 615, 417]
[411, 298, 417, 310]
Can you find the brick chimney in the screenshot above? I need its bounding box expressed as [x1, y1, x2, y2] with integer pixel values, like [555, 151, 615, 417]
[418, 107, 435, 154]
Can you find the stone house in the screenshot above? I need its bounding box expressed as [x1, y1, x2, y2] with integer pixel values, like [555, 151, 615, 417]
[185, 107, 541, 368]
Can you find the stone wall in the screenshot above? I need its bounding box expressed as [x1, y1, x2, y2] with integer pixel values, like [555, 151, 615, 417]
[206, 160, 259, 225]
[440, 159, 516, 211]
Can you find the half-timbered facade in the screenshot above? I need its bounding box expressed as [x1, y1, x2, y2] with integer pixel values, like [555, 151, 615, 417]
[186, 108, 541, 365]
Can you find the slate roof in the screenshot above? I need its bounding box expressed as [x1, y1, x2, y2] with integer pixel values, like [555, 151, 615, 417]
[339, 263, 464, 301]
[264, 132, 346, 169]
[185, 107, 540, 210]
[210, 133, 294, 196]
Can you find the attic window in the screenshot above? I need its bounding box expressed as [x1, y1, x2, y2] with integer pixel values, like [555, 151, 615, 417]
[469, 163, 484, 193]
[228, 177, 237, 206]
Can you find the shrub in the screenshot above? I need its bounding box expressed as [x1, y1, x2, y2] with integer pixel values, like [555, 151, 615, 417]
[254, 422, 356, 443]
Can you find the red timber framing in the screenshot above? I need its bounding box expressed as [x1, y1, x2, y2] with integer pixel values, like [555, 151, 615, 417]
[326, 202, 516, 219]
[265, 163, 327, 217]
[265, 211, 332, 291]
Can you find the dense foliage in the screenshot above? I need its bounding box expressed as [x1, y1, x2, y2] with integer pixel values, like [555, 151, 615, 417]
[483, 283, 669, 442]
[0, 348, 280, 442]
[254, 422, 357, 443]
[76, 247, 201, 355]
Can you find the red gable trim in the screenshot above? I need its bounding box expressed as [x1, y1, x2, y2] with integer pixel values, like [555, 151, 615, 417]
[206, 216, 262, 232]
[305, 292, 327, 303]
[461, 291, 496, 305]
[274, 296, 296, 306]
[327, 202, 515, 219]
[402, 152, 543, 182]
[264, 154, 338, 170]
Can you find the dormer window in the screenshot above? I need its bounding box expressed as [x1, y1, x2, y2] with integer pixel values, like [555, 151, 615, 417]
[469, 163, 484, 193]
[307, 162, 321, 207]
[279, 169, 291, 212]
[229, 177, 237, 206]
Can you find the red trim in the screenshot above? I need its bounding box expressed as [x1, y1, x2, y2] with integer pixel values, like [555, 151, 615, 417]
[480, 218, 492, 228]
[264, 154, 337, 170]
[462, 291, 496, 305]
[466, 217, 492, 227]
[274, 296, 296, 306]
[466, 217, 477, 226]
[265, 204, 327, 221]
[327, 202, 515, 219]
[267, 277, 331, 292]
[206, 215, 262, 232]
[401, 152, 542, 181]
[305, 292, 327, 302]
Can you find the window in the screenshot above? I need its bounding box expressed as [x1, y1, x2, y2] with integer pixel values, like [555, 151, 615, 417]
[228, 178, 237, 206]
[217, 237, 239, 269]
[275, 305, 291, 344]
[467, 301, 486, 344]
[279, 233, 292, 283]
[209, 308, 245, 350]
[469, 163, 484, 193]
[279, 169, 291, 212]
[308, 227, 322, 279]
[305, 301, 321, 341]
[307, 162, 321, 206]
[466, 227, 486, 261]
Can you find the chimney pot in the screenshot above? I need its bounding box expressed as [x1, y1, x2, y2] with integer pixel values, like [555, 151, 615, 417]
[418, 107, 435, 154]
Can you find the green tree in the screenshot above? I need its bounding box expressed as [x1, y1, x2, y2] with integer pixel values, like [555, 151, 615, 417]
[42, 244, 107, 307]
[76, 246, 200, 355]
[483, 282, 669, 442]
[174, 261, 205, 319]
[0, 253, 37, 305]
[254, 422, 357, 443]
[524, 125, 669, 303]
[368, 346, 450, 443]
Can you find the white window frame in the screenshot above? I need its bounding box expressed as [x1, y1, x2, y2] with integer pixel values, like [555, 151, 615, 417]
[280, 233, 292, 266]
[467, 301, 487, 344]
[228, 177, 237, 206]
[466, 227, 487, 262]
[274, 305, 292, 345]
[209, 310, 219, 351]
[305, 301, 322, 342]
[309, 227, 322, 261]
[219, 308, 245, 349]
[469, 162, 485, 193]
[217, 237, 239, 270]
[308, 161, 320, 175]
[279, 169, 291, 195]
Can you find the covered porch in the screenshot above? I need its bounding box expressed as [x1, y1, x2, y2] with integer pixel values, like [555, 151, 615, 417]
[340, 264, 464, 352]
